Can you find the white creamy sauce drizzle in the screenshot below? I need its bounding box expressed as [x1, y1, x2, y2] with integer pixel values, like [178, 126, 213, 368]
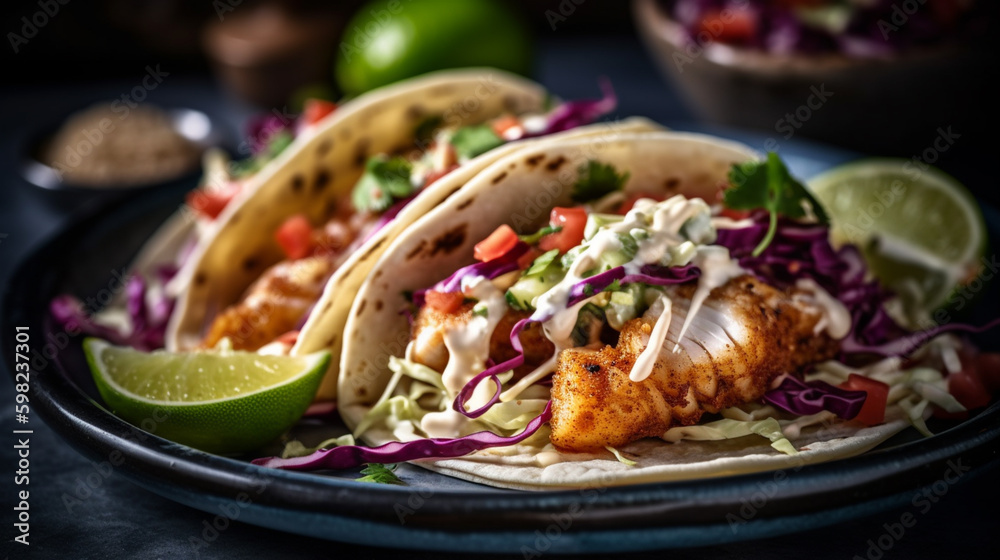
[630, 295, 673, 382]
[420, 275, 507, 438]
[794, 278, 852, 339]
[500, 352, 558, 402]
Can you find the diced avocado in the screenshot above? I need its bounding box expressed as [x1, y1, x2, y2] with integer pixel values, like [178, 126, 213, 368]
[584, 213, 624, 240]
[505, 261, 566, 311]
[606, 283, 645, 331]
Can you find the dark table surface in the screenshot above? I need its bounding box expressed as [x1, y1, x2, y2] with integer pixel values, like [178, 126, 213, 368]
[2, 36, 999, 559]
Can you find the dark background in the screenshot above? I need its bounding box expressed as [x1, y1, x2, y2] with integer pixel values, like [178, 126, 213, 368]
[2, 0, 999, 558]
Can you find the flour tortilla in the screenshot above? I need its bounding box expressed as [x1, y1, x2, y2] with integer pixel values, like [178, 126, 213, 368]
[338, 131, 912, 490]
[165, 66, 661, 401]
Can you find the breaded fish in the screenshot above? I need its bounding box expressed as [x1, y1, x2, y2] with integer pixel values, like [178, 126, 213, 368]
[202, 256, 334, 350]
[549, 275, 840, 451]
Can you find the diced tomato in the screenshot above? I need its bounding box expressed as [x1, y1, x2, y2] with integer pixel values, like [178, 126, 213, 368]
[276, 330, 299, 346]
[948, 364, 991, 410]
[185, 184, 240, 220]
[698, 8, 757, 45]
[303, 99, 337, 127]
[474, 224, 519, 262]
[275, 214, 315, 260]
[840, 373, 889, 426]
[425, 290, 465, 313]
[616, 193, 665, 216]
[491, 114, 521, 137]
[424, 163, 460, 188]
[517, 247, 543, 270]
[975, 353, 1000, 393]
[539, 207, 587, 254]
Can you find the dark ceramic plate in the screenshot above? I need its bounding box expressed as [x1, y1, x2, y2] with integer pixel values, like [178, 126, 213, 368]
[4, 136, 999, 554]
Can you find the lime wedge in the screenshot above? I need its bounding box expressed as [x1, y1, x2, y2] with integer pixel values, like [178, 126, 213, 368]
[808, 159, 986, 323]
[83, 338, 329, 454]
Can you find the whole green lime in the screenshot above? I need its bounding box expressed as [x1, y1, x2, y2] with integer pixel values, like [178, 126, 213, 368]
[336, 0, 533, 97]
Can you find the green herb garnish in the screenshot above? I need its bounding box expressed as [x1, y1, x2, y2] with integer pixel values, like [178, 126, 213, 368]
[357, 463, 404, 485]
[519, 225, 562, 245]
[572, 160, 630, 203]
[724, 152, 829, 256]
[352, 155, 415, 212]
[524, 249, 561, 277]
[414, 115, 443, 146]
[450, 125, 504, 160]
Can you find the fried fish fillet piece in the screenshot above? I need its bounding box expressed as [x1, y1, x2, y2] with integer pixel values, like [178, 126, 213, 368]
[549, 275, 840, 451]
[410, 303, 555, 376]
[201, 256, 334, 350]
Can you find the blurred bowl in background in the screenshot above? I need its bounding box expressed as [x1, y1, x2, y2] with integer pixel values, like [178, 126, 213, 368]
[21, 106, 225, 208]
[202, 4, 343, 108]
[632, 0, 993, 155]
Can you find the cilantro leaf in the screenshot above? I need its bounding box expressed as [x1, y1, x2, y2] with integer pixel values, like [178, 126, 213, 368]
[724, 152, 829, 256]
[450, 125, 504, 160]
[352, 155, 414, 213]
[572, 160, 630, 203]
[414, 115, 443, 145]
[519, 225, 562, 245]
[357, 463, 404, 485]
[524, 249, 561, 277]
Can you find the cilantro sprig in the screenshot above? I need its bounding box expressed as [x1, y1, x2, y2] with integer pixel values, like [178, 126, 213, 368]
[450, 125, 505, 160]
[724, 152, 829, 256]
[356, 463, 404, 485]
[352, 155, 415, 213]
[519, 225, 562, 245]
[572, 160, 630, 203]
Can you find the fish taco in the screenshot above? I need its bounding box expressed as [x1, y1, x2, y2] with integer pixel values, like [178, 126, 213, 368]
[253, 131, 989, 490]
[164, 68, 662, 402]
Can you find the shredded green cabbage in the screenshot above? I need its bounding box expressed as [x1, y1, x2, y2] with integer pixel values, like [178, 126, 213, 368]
[662, 418, 798, 455]
[605, 446, 637, 466]
[281, 434, 357, 459]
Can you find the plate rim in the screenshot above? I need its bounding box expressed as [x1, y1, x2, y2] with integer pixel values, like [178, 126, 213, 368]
[4, 141, 999, 552]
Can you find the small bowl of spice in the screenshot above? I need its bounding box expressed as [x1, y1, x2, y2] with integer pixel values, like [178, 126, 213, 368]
[22, 103, 224, 197]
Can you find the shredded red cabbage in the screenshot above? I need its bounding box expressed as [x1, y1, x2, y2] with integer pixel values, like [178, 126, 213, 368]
[716, 214, 1000, 357]
[412, 242, 530, 306]
[762, 376, 866, 420]
[50, 269, 177, 351]
[252, 401, 552, 470]
[247, 113, 293, 155]
[453, 317, 533, 418]
[530, 78, 617, 137]
[567, 264, 701, 307]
